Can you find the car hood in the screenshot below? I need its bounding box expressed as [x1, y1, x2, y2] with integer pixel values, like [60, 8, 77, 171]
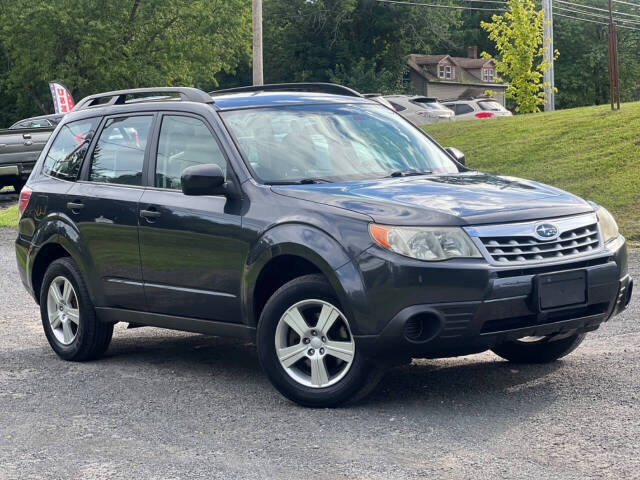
[271, 172, 594, 226]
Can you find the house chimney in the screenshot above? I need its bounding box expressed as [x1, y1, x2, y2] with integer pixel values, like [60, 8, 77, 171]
[468, 46, 478, 59]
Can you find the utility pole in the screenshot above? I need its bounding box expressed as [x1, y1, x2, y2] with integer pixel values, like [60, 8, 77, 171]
[607, 0, 621, 110]
[542, 0, 555, 111]
[252, 0, 264, 86]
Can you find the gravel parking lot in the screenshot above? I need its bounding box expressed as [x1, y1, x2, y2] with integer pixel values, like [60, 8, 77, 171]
[0, 228, 638, 480]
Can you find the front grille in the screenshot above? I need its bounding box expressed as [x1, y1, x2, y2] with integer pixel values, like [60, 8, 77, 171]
[495, 256, 610, 278]
[479, 223, 600, 264]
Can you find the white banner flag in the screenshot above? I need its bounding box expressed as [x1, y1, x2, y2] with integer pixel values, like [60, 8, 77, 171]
[48, 82, 75, 114]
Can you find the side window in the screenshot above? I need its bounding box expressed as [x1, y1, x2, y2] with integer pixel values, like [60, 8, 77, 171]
[155, 115, 226, 190]
[42, 118, 99, 181]
[89, 115, 153, 186]
[388, 101, 406, 112]
[455, 104, 474, 115]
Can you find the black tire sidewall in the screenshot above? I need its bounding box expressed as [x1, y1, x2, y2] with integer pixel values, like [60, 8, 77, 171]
[257, 274, 374, 407]
[39, 258, 96, 360]
[491, 333, 586, 364]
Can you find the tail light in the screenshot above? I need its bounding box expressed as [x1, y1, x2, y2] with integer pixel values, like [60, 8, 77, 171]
[475, 112, 494, 118]
[18, 185, 32, 219]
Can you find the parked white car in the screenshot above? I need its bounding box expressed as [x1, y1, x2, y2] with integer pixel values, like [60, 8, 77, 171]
[443, 98, 512, 120]
[363, 94, 396, 111]
[383, 95, 454, 125]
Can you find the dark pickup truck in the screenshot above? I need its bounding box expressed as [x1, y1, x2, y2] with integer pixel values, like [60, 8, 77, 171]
[0, 114, 63, 191]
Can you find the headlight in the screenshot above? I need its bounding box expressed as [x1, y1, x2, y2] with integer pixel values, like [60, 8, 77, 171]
[369, 224, 482, 261]
[596, 206, 619, 243]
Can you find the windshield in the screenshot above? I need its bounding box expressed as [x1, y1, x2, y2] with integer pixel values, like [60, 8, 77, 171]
[221, 104, 459, 183]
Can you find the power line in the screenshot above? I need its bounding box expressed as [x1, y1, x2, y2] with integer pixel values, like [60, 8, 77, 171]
[555, 11, 640, 29]
[611, 0, 640, 8]
[555, 11, 609, 23]
[375, 0, 505, 11]
[555, 4, 640, 24]
[554, 0, 640, 20]
[458, 0, 507, 3]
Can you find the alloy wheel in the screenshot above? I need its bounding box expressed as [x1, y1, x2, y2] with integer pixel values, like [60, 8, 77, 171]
[275, 299, 355, 388]
[46, 276, 80, 346]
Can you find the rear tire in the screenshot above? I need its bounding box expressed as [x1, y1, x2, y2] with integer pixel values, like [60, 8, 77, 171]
[257, 274, 382, 407]
[40, 257, 113, 361]
[491, 333, 586, 364]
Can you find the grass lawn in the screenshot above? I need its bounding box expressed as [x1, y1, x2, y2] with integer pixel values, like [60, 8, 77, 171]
[424, 102, 640, 241]
[0, 204, 18, 228]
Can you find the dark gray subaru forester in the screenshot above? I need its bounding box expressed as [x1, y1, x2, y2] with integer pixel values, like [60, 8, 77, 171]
[16, 84, 633, 407]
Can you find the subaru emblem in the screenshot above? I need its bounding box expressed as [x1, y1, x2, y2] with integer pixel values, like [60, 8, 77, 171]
[535, 223, 559, 240]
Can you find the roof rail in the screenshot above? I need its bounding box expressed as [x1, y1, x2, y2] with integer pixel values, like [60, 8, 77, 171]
[74, 87, 213, 110]
[209, 83, 363, 98]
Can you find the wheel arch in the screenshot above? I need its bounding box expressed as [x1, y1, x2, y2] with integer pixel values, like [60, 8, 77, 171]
[29, 216, 99, 305]
[243, 223, 361, 329]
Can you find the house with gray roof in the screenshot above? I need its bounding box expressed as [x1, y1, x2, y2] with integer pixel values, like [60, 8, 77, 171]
[407, 47, 508, 106]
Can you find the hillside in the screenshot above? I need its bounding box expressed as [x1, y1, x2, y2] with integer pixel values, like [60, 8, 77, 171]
[424, 102, 640, 241]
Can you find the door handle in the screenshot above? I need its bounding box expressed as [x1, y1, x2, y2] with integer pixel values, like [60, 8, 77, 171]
[22, 133, 31, 139]
[67, 201, 84, 211]
[140, 208, 161, 219]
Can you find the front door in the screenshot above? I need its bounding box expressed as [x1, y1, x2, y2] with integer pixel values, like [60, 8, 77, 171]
[68, 114, 155, 310]
[138, 113, 246, 322]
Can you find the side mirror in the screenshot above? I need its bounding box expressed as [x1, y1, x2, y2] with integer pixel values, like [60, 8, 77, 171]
[181, 164, 226, 196]
[444, 146, 465, 166]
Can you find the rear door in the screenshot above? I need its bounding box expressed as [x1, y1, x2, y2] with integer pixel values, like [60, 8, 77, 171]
[138, 112, 245, 322]
[68, 114, 156, 310]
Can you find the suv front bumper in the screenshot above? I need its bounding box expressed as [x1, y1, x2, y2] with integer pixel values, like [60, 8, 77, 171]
[350, 236, 631, 360]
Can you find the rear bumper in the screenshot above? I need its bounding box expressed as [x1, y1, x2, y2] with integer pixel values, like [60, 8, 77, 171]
[352, 237, 631, 360]
[0, 161, 35, 182]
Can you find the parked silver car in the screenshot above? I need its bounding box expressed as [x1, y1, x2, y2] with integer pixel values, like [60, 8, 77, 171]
[383, 95, 454, 125]
[443, 98, 512, 120]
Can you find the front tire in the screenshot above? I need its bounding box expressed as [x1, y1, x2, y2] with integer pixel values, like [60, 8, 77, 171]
[491, 333, 586, 363]
[257, 274, 382, 407]
[40, 257, 113, 361]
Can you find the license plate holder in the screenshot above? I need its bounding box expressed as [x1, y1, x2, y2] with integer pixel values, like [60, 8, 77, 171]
[536, 270, 587, 311]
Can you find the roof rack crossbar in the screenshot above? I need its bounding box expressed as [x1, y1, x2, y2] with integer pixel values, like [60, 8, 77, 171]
[209, 83, 363, 98]
[74, 87, 213, 110]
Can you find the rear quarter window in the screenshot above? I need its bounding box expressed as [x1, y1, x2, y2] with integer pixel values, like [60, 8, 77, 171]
[42, 118, 100, 181]
[478, 100, 506, 112]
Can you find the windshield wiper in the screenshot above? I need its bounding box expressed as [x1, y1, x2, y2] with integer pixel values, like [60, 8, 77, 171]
[266, 178, 333, 185]
[385, 169, 433, 178]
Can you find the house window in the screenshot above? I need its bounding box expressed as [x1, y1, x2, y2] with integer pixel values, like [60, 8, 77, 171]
[439, 65, 453, 80]
[483, 68, 495, 82]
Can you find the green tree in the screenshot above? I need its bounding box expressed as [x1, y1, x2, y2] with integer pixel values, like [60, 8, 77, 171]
[0, 0, 251, 124]
[481, 0, 556, 113]
[263, 0, 462, 93]
[553, 18, 640, 108]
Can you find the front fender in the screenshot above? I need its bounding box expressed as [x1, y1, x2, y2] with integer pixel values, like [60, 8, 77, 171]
[242, 223, 368, 332]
